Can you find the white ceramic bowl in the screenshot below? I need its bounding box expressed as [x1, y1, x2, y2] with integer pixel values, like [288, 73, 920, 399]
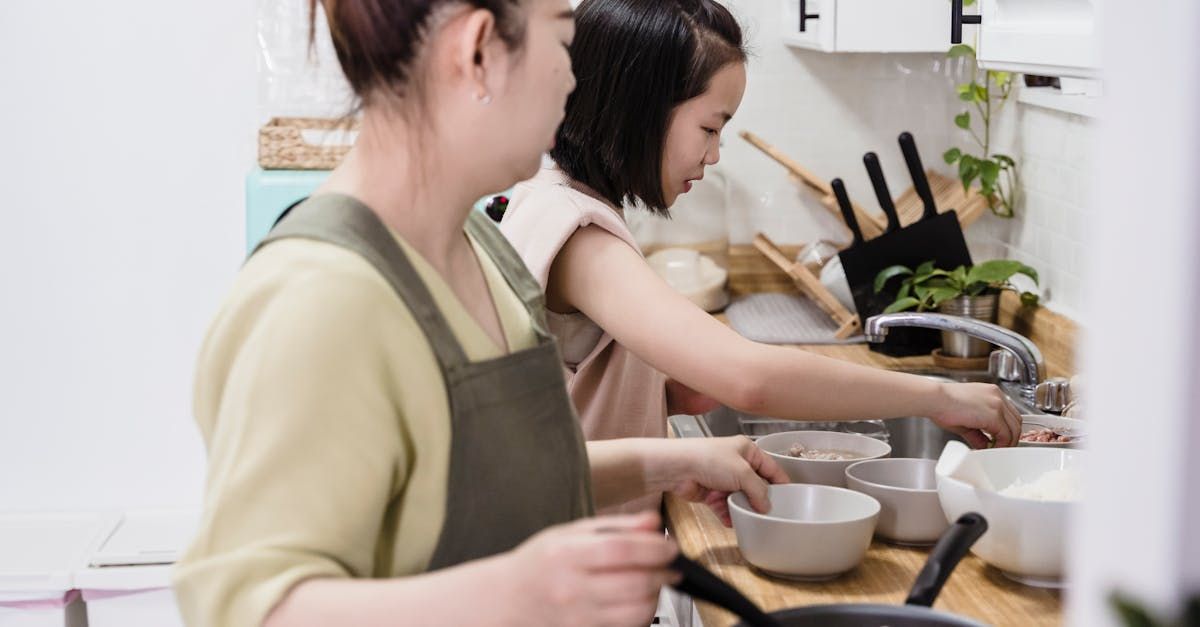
[756, 431, 892, 487]
[935, 442, 1085, 587]
[646, 248, 729, 312]
[845, 458, 948, 546]
[729, 484, 880, 581]
[1019, 414, 1086, 448]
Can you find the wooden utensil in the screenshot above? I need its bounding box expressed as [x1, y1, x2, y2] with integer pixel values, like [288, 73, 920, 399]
[752, 233, 861, 339]
[739, 130, 886, 240]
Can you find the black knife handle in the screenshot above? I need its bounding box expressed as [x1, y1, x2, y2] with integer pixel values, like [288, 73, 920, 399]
[831, 178, 864, 246]
[898, 132, 939, 220]
[951, 0, 982, 44]
[863, 152, 900, 233]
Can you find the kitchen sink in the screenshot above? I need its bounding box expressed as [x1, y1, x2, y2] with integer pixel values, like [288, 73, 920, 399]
[667, 368, 1043, 460]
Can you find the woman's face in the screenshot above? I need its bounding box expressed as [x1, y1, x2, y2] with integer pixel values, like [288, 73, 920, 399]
[488, 0, 577, 181]
[659, 62, 747, 208]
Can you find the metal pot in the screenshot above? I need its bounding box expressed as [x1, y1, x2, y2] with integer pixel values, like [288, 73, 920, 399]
[937, 294, 998, 358]
[671, 513, 989, 627]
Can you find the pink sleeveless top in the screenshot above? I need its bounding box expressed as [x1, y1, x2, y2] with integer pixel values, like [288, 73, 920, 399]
[501, 167, 668, 513]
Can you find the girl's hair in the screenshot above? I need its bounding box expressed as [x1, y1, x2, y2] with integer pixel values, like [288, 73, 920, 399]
[550, 0, 745, 214]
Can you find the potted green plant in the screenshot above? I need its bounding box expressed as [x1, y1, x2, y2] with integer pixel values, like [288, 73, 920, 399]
[874, 260, 1039, 358]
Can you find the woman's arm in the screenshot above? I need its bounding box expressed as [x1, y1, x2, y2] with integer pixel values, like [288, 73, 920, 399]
[550, 226, 1020, 446]
[267, 513, 680, 627]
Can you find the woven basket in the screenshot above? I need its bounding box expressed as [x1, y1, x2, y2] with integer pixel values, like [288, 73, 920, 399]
[258, 117, 359, 170]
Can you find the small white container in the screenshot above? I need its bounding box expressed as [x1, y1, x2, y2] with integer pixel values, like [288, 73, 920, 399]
[0, 512, 117, 627]
[75, 510, 197, 627]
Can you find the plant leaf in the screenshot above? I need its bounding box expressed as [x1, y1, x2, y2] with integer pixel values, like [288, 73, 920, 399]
[874, 265, 913, 294]
[1108, 592, 1161, 627]
[948, 44, 976, 58]
[991, 71, 1012, 87]
[959, 156, 981, 190]
[914, 261, 936, 278]
[993, 153, 1016, 168]
[884, 297, 921, 314]
[943, 147, 962, 165]
[955, 111, 971, 129]
[1016, 263, 1040, 285]
[928, 286, 963, 309]
[967, 260, 1026, 286]
[973, 83, 988, 102]
[980, 159, 1001, 188]
[1020, 291, 1040, 307]
[897, 283, 911, 301]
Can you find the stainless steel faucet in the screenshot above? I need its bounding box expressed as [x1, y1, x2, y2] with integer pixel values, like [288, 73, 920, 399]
[864, 312, 1046, 402]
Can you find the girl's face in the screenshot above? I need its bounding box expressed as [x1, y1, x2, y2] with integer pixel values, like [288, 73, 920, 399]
[659, 62, 746, 208]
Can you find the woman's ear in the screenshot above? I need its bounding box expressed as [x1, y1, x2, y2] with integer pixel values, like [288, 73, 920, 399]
[454, 8, 498, 102]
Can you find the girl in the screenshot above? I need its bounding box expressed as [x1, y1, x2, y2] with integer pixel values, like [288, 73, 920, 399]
[500, 0, 1023, 494]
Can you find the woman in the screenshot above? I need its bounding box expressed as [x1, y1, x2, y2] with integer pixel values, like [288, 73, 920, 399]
[172, 1, 786, 625]
[500, 0, 1023, 479]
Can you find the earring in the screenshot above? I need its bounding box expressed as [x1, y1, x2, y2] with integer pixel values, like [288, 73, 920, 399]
[476, 92, 492, 105]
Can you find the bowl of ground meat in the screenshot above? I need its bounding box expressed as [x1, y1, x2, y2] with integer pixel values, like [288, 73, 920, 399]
[756, 430, 892, 487]
[1018, 415, 1085, 448]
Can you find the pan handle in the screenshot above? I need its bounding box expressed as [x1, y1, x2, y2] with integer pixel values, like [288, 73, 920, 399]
[863, 152, 901, 233]
[898, 132, 939, 221]
[905, 512, 989, 607]
[669, 554, 783, 627]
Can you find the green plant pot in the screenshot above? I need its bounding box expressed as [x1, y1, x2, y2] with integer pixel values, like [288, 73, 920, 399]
[937, 294, 999, 358]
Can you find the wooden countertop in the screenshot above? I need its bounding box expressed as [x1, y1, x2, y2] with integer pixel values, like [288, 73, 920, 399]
[663, 342, 1064, 627]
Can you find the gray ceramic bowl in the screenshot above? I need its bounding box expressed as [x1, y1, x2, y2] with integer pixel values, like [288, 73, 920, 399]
[845, 458, 949, 546]
[729, 484, 880, 581]
[756, 430, 892, 487]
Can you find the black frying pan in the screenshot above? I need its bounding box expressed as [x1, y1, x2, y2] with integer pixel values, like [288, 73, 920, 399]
[671, 512, 989, 627]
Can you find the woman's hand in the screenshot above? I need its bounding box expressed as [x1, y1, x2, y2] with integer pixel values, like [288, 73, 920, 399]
[661, 436, 790, 526]
[503, 512, 679, 627]
[665, 378, 722, 416]
[927, 382, 1023, 448]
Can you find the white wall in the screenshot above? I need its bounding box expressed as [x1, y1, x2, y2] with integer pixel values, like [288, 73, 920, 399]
[0, 2, 257, 511]
[967, 104, 1094, 320]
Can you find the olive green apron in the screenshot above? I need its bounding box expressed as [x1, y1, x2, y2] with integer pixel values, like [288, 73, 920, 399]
[257, 194, 594, 569]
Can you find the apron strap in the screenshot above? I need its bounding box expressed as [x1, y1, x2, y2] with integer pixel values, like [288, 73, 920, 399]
[255, 194, 472, 371]
[463, 211, 553, 338]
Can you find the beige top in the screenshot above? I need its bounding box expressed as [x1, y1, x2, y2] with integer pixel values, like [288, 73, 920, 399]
[501, 167, 668, 512]
[172, 229, 536, 627]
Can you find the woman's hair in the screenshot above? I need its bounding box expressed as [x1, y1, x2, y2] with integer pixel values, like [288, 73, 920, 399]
[310, 0, 528, 108]
[550, 0, 745, 214]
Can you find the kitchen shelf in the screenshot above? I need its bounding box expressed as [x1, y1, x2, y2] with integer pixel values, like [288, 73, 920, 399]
[1017, 85, 1102, 119]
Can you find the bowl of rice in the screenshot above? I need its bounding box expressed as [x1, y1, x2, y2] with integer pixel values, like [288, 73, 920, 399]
[935, 441, 1084, 588]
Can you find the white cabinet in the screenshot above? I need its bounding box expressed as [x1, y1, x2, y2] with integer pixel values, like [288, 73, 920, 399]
[968, 0, 1102, 78]
[780, 0, 952, 53]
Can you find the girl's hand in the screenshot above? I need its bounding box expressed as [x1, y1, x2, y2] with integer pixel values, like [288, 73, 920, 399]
[663, 436, 790, 526]
[928, 382, 1023, 448]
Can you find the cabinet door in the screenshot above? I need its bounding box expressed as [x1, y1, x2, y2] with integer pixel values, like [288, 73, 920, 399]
[834, 0, 951, 52]
[781, 0, 952, 53]
[975, 0, 1101, 77]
